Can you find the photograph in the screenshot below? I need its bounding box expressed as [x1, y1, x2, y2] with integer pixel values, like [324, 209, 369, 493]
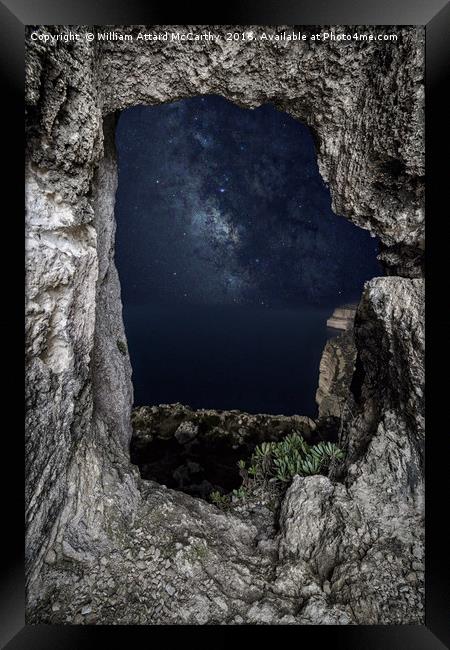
[23, 23, 427, 627]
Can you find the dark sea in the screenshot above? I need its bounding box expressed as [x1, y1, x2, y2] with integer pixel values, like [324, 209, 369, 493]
[123, 303, 340, 417]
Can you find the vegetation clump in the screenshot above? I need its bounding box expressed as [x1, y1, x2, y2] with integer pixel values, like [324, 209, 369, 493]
[116, 339, 128, 356]
[210, 490, 231, 510]
[210, 485, 249, 510]
[210, 432, 343, 509]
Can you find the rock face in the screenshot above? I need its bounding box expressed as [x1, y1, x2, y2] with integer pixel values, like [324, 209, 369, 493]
[132, 403, 316, 447]
[326, 304, 357, 331]
[25, 25, 424, 624]
[316, 330, 357, 419]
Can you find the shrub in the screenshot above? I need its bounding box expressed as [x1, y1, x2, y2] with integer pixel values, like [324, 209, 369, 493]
[210, 433, 344, 509]
[242, 434, 343, 486]
[231, 486, 248, 500]
[210, 490, 231, 510]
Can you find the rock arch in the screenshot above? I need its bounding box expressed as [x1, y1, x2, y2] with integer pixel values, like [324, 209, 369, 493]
[25, 25, 424, 624]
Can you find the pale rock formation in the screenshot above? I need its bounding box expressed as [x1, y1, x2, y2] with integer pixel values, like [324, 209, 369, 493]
[315, 330, 357, 419]
[326, 304, 357, 330]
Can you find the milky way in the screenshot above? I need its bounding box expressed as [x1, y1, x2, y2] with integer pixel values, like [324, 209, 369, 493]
[115, 96, 381, 308]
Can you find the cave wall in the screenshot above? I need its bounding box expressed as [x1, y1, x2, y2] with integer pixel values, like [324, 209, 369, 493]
[25, 25, 424, 624]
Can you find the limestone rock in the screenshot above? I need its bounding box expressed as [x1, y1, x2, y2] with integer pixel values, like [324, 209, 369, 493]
[25, 25, 424, 624]
[315, 330, 357, 419]
[132, 403, 316, 448]
[326, 304, 357, 331]
[279, 278, 424, 624]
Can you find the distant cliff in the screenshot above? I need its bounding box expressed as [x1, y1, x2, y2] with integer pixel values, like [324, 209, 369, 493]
[326, 304, 357, 330]
[316, 330, 357, 419]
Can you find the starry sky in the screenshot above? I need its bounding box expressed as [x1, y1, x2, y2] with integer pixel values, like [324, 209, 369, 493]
[114, 96, 381, 309]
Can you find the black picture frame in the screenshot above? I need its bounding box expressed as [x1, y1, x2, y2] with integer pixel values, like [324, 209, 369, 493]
[2, 0, 449, 647]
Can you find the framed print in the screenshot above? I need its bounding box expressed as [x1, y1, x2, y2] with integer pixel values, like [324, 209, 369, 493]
[1, 0, 449, 647]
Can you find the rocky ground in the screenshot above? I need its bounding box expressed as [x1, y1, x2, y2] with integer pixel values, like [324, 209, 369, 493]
[28, 277, 424, 625]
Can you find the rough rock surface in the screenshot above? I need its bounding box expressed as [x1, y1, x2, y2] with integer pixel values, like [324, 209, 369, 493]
[130, 403, 316, 501]
[315, 330, 357, 419]
[132, 403, 316, 447]
[326, 304, 357, 331]
[25, 25, 424, 624]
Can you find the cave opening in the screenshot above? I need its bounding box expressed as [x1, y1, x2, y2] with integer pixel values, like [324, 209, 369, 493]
[114, 95, 382, 498]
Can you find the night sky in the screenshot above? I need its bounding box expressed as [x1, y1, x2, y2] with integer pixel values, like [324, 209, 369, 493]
[115, 96, 381, 309]
[114, 97, 381, 415]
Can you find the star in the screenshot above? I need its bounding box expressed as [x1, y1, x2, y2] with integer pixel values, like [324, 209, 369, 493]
[115, 96, 381, 320]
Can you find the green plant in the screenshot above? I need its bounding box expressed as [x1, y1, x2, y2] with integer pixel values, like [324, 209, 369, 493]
[237, 458, 251, 489]
[191, 543, 208, 560]
[212, 434, 344, 508]
[310, 440, 345, 463]
[231, 486, 248, 500]
[239, 441, 274, 487]
[272, 435, 343, 482]
[210, 490, 231, 510]
[116, 339, 128, 356]
[240, 433, 344, 486]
